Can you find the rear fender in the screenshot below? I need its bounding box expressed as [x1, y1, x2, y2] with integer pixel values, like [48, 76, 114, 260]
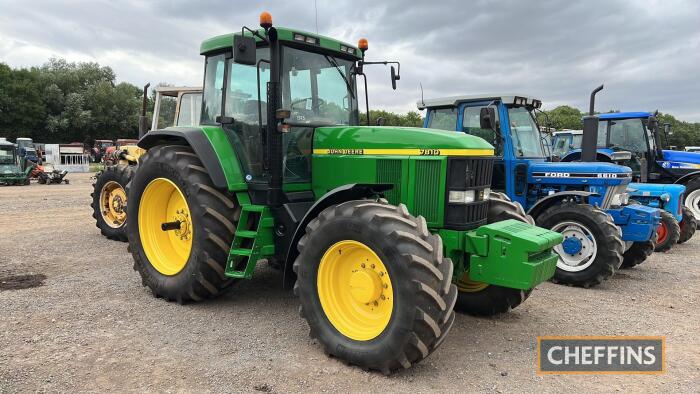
[138, 127, 247, 191]
[674, 171, 700, 185]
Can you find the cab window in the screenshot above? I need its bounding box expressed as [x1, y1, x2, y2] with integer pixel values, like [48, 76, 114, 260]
[463, 106, 502, 155]
[427, 108, 458, 131]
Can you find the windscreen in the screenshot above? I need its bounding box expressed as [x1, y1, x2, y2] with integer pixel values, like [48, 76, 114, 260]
[507, 106, 545, 158]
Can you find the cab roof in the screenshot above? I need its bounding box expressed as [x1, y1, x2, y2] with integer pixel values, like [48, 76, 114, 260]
[598, 112, 652, 120]
[200, 27, 360, 58]
[417, 94, 541, 109]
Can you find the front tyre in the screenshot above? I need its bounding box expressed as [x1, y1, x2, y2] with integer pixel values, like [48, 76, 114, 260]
[677, 206, 697, 244]
[453, 192, 533, 316]
[536, 203, 623, 288]
[654, 210, 680, 252]
[126, 145, 238, 303]
[293, 199, 457, 374]
[621, 231, 657, 269]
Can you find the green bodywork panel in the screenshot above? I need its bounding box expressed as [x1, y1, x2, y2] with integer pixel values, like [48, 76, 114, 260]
[313, 126, 495, 151]
[199, 126, 248, 191]
[311, 126, 494, 228]
[467, 220, 562, 289]
[200, 27, 361, 58]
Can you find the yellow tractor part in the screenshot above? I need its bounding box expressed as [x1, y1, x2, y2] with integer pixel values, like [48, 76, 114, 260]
[99, 181, 128, 228]
[138, 178, 193, 276]
[317, 240, 394, 341]
[454, 272, 489, 293]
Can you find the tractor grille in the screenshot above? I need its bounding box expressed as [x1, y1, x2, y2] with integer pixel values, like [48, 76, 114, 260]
[376, 159, 402, 205]
[444, 157, 494, 230]
[414, 160, 441, 223]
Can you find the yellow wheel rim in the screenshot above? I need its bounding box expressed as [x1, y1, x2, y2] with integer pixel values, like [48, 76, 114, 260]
[455, 272, 489, 293]
[100, 181, 127, 228]
[138, 178, 193, 276]
[317, 240, 393, 341]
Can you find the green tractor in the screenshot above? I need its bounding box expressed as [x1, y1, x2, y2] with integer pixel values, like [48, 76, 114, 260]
[0, 140, 33, 186]
[126, 12, 563, 373]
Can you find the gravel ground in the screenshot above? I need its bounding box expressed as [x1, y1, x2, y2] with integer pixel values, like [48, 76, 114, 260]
[1, 172, 698, 393]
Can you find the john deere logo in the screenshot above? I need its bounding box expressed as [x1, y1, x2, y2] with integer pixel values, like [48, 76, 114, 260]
[538, 336, 665, 374]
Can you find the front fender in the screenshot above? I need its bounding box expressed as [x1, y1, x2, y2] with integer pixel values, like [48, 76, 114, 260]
[527, 191, 598, 220]
[281, 183, 393, 289]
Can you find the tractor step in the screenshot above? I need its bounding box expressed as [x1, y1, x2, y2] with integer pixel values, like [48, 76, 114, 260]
[225, 200, 275, 280]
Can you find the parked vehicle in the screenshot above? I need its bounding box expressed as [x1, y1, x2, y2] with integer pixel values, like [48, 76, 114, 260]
[92, 86, 202, 241]
[418, 87, 662, 286]
[553, 129, 693, 249]
[0, 140, 33, 185]
[122, 13, 564, 374]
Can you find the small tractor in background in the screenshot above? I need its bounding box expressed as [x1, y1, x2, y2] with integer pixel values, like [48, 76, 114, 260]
[91, 85, 202, 241]
[121, 13, 564, 374]
[554, 111, 698, 247]
[92, 139, 114, 163]
[418, 86, 662, 288]
[0, 140, 33, 186]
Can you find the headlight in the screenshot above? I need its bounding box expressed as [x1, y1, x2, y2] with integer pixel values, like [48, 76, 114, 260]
[481, 187, 491, 201]
[660, 193, 671, 203]
[449, 190, 476, 204]
[611, 192, 629, 206]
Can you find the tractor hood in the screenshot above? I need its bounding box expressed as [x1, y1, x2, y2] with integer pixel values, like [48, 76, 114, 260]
[528, 162, 632, 186]
[660, 150, 700, 169]
[313, 126, 494, 155]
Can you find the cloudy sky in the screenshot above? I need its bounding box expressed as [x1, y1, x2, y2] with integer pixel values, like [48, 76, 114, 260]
[1, 0, 699, 120]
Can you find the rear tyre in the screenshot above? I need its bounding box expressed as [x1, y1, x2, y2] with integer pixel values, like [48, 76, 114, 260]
[536, 203, 623, 288]
[91, 164, 135, 242]
[453, 192, 533, 316]
[677, 207, 697, 244]
[294, 199, 456, 374]
[621, 231, 657, 269]
[654, 210, 680, 252]
[126, 145, 238, 303]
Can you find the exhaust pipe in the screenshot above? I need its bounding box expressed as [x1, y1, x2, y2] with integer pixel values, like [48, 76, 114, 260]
[581, 84, 604, 162]
[138, 82, 151, 139]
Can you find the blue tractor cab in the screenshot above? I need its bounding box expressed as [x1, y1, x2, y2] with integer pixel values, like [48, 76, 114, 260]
[554, 111, 696, 248]
[419, 90, 661, 288]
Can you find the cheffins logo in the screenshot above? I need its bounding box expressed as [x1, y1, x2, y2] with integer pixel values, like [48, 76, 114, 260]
[537, 336, 665, 374]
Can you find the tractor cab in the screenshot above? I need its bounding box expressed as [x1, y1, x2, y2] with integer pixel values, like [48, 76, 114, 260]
[420, 92, 663, 281]
[0, 140, 32, 185]
[418, 95, 635, 211]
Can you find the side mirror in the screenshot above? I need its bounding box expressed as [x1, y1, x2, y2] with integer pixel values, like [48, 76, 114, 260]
[479, 107, 497, 131]
[233, 35, 256, 65]
[390, 66, 400, 90]
[376, 117, 386, 126]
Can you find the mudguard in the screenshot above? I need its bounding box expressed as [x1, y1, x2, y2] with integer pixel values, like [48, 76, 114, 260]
[139, 127, 246, 191]
[282, 183, 393, 289]
[527, 191, 597, 220]
[673, 171, 700, 185]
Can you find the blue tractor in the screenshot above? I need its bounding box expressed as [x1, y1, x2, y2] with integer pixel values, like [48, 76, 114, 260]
[553, 112, 698, 248]
[553, 129, 692, 251]
[418, 89, 661, 288]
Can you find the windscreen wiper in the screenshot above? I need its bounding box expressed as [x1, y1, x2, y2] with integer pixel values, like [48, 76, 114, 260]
[324, 55, 355, 99]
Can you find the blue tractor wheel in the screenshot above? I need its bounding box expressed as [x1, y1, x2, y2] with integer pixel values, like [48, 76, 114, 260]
[535, 203, 624, 288]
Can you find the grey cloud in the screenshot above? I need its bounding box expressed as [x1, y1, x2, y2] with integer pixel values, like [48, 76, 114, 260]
[1, 0, 698, 119]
